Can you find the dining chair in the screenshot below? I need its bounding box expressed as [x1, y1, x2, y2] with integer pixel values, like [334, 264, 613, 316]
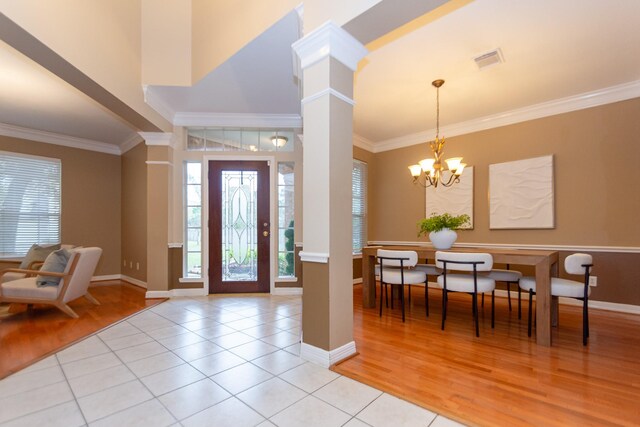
[519, 253, 593, 345]
[377, 249, 427, 322]
[435, 251, 495, 337]
[414, 262, 441, 316]
[482, 265, 523, 315]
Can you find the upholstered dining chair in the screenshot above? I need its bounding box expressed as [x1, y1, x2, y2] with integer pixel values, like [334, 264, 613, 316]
[519, 253, 593, 345]
[482, 266, 523, 315]
[0, 247, 102, 318]
[377, 249, 427, 322]
[435, 251, 496, 337]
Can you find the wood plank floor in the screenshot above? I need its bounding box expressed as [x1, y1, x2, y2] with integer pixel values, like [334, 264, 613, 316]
[0, 280, 164, 379]
[333, 284, 640, 427]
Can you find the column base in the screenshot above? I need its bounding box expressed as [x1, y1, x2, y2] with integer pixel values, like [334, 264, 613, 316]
[300, 340, 357, 368]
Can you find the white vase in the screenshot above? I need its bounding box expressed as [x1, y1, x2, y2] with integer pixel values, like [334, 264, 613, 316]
[429, 229, 457, 250]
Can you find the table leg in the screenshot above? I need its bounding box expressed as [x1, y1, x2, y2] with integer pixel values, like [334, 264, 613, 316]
[362, 253, 376, 308]
[535, 259, 552, 346]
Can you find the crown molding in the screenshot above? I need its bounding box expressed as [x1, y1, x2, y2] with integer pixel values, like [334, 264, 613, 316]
[139, 132, 174, 148]
[352, 133, 375, 152]
[0, 122, 121, 155]
[173, 112, 302, 128]
[120, 133, 144, 154]
[292, 21, 368, 71]
[143, 85, 176, 123]
[372, 79, 640, 153]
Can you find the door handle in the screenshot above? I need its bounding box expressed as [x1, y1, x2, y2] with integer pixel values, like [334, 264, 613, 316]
[263, 231, 269, 237]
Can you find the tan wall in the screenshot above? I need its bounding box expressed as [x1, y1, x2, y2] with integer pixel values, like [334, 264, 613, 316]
[0, 136, 122, 276]
[121, 143, 147, 282]
[366, 98, 640, 305]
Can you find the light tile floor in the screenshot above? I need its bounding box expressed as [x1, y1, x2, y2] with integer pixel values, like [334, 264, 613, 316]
[0, 294, 466, 427]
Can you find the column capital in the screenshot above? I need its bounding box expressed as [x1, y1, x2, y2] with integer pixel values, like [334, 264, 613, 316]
[139, 132, 175, 148]
[292, 21, 368, 71]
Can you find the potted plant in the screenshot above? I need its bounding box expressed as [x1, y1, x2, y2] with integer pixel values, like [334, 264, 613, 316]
[418, 213, 470, 249]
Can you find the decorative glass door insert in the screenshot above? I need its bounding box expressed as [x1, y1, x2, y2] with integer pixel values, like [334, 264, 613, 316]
[222, 170, 257, 281]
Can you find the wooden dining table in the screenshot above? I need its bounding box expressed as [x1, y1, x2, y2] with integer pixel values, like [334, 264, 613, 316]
[361, 245, 560, 346]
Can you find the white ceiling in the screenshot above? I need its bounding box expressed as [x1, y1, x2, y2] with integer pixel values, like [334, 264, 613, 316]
[353, 0, 640, 144]
[2, 0, 640, 153]
[0, 40, 139, 148]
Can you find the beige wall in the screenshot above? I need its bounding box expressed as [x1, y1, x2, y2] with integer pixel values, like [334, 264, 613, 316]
[121, 142, 147, 281]
[365, 98, 640, 305]
[0, 136, 122, 276]
[369, 98, 640, 246]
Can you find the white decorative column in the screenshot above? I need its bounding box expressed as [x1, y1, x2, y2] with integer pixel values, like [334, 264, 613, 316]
[292, 22, 367, 367]
[140, 132, 174, 297]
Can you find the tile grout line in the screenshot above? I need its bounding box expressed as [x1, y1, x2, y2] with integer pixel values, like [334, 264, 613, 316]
[55, 352, 89, 426]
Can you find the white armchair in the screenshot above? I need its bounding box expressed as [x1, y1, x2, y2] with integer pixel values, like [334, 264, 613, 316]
[0, 247, 102, 318]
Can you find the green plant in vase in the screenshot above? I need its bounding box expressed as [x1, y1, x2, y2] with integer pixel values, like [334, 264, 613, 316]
[418, 213, 470, 249]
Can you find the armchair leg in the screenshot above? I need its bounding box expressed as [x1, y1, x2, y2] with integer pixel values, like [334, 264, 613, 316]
[56, 302, 79, 319]
[84, 292, 100, 305]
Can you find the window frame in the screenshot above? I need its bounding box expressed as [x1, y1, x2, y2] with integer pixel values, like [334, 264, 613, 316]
[352, 159, 368, 255]
[184, 161, 203, 278]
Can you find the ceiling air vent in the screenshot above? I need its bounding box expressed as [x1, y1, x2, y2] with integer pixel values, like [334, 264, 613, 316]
[473, 48, 504, 70]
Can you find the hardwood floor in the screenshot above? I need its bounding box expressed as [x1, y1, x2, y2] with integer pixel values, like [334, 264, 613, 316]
[333, 284, 640, 427]
[0, 280, 164, 379]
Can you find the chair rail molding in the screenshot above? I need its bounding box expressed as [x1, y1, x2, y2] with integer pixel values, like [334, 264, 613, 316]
[368, 241, 640, 254]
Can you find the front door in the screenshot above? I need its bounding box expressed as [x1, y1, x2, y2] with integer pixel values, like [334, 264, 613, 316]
[208, 160, 270, 293]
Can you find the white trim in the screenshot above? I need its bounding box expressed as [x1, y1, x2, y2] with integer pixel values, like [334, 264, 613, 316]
[372, 80, 640, 153]
[292, 21, 368, 71]
[174, 113, 302, 128]
[143, 85, 176, 123]
[276, 277, 298, 283]
[301, 88, 355, 106]
[367, 241, 640, 254]
[300, 341, 357, 368]
[168, 243, 183, 248]
[119, 133, 144, 154]
[140, 132, 174, 147]
[559, 297, 640, 315]
[299, 251, 329, 263]
[272, 287, 303, 296]
[92, 274, 121, 282]
[179, 277, 203, 283]
[0, 122, 121, 155]
[353, 133, 375, 152]
[120, 275, 147, 289]
[145, 287, 208, 298]
[145, 160, 173, 166]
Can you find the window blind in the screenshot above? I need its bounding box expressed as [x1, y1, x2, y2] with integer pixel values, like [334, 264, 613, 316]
[352, 159, 367, 254]
[0, 152, 61, 257]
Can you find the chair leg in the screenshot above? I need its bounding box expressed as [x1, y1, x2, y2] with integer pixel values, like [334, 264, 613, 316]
[481, 292, 484, 308]
[506, 282, 512, 311]
[491, 291, 495, 328]
[401, 285, 405, 323]
[390, 285, 394, 309]
[583, 297, 589, 346]
[408, 285, 411, 304]
[527, 289, 533, 337]
[56, 302, 79, 319]
[385, 283, 389, 308]
[473, 292, 479, 337]
[518, 287, 522, 319]
[84, 292, 100, 305]
[425, 282, 429, 317]
[379, 283, 384, 318]
[441, 289, 447, 330]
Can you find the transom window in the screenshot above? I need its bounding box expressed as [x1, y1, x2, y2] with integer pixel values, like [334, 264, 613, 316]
[186, 128, 294, 153]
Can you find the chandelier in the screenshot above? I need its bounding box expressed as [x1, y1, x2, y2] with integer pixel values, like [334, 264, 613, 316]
[408, 79, 466, 188]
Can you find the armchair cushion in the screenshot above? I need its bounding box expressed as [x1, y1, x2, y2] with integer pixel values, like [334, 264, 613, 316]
[36, 249, 71, 287]
[19, 244, 61, 269]
[2, 277, 59, 299]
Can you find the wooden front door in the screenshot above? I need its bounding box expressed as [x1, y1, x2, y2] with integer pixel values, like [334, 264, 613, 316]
[208, 161, 270, 293]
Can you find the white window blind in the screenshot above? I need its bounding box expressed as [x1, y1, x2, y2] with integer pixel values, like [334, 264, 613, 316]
[352, 159, 367, 254]
[0, 152, 61, 257]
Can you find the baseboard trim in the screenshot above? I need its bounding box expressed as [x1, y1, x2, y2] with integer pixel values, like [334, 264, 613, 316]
[92, 274, 121, 282]
[300, 341, 357, 368]
[120, 275, 147, 289]
[272, 287, 303, 296]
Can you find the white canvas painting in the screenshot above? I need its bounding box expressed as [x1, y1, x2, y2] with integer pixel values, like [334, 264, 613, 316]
[489, 155, 554, 229]
[425, 166, 474, 229]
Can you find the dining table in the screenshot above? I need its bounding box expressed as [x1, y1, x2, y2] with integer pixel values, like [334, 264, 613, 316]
[361, 245, 560, 346]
